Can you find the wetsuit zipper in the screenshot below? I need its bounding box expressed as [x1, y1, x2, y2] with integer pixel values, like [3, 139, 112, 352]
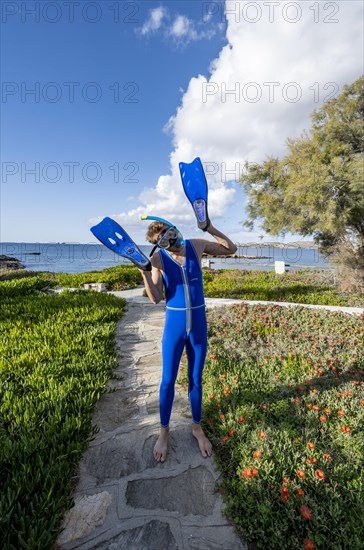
[181, 266, 192, 335]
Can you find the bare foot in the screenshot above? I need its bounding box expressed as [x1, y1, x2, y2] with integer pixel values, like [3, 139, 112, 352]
[192, 424, 213, 458]
[153, 427, 169, 462]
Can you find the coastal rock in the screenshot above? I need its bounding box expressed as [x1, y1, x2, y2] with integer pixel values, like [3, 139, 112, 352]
[0, 255, 25, 270]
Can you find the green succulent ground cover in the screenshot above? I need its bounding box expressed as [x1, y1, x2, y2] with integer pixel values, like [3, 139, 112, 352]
[199, 303, 364, 550]
[0, 276, 125, 549]
[202, 269, 364, 307]
[0, 265, 141, 290]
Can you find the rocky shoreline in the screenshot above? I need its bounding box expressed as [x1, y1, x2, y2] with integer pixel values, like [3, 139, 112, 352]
[0, 255, 25, 271]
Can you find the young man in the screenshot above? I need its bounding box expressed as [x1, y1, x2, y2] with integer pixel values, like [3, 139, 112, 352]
[138, 220, 237, 462]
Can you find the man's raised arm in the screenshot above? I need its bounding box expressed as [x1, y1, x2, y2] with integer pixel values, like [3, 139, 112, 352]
[201, 223, 237, 256]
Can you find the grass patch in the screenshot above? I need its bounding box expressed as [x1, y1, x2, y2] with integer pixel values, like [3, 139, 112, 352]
[202, 269, 364, 307]
[0, 276, 125, 549]
[0, 265, 142, 291]
[202, 303, 364, 549]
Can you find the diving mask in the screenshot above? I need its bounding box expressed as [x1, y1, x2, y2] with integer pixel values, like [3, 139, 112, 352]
[141, 215, 185, 256]
[156, 226, 181, 249]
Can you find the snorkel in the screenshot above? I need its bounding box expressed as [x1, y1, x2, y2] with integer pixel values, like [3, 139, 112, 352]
[141, 215, 185, 256]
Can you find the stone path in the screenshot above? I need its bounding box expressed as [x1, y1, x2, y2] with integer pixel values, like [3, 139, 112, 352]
[57, 290, 247, 550]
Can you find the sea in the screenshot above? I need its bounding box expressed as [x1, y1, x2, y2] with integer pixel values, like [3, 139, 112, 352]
[0, 242, 334, 274]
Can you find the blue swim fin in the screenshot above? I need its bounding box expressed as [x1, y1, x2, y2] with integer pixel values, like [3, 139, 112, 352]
[90, 217, 151, 271]
[179, 157, 210, 231]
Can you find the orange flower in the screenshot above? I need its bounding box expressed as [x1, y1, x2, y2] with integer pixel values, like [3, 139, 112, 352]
[258, 431, 267, 439]
[253, 450, 262, 459]
[222, 436, 229, 444]
[281, 486, 289, 494]
[229, 429, 235, 436]
[303, 538, 315, 550]
[294, 397, 301, 404]
[312, 405, 319, 411]
[220, 414, 225, 420]
[281, 491, 290, 502]
[241, 468, 253, 478]
[282, 477, 290, 484]
[297, 488, 305, 498]
[251, 467, 259, 477]
[323, 453, 331, 461]
[238, 416, 245, 423]
[307, 442, 315, 450]
[315, 469, 325, 479]
[220, 373, 226, 379]
[337, 410, 345, 417]
[297, 469, 305, 479]
[306, 403, 313, 409]
[324, 408, 331, 414]
[300, 505, 312, 520]
[360, 399, 364, 405]
[307, 457, 318, 464]
[320, 415, 327, 423]
[298, 386, 305, 391]
[207, 418, 213, 424]
[341, 425, 351, 433]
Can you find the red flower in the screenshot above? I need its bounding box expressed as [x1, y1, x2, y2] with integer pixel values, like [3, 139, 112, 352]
[315, 469, 325, 479]
[341, 425, 351, 433]
[229, 429, 235, 436]
[297, 488, 305, 498]
[238, 416, 245, 423]
[303, 538, 315, 550]
[300, 505, 312, 520]
[222, 436, 229, 444]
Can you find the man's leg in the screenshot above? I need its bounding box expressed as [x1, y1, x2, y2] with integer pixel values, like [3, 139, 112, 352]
[154, 310, 185, 462]
[186, 309, 212, 458]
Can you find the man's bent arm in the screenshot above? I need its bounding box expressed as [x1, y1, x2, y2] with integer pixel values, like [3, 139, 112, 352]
[139, 265, 163, 304]
[203, 223, 237, 256]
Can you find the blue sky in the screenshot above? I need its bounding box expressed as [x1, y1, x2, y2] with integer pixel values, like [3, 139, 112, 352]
[1, 1, 363, 245]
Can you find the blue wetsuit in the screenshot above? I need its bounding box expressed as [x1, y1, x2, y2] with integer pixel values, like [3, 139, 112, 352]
[159, 240, 207, 428]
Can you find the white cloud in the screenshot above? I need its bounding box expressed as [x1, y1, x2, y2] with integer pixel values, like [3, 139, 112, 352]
[139, 6, 167, 36]
[122, 1, 364, 243]
[137, 6, 221, 45]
